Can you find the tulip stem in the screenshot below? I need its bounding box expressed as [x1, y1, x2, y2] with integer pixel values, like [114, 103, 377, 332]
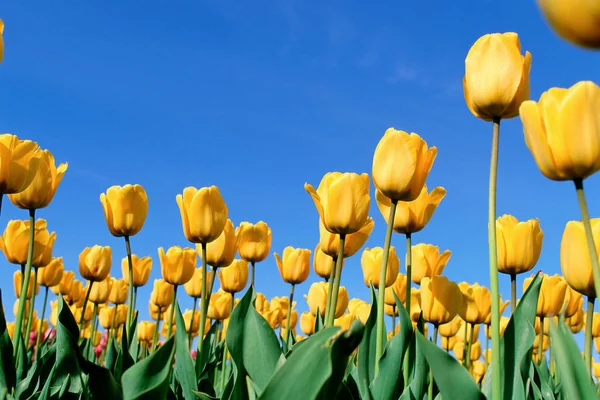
[585, 296, 595, 376]
[538, 317, 544, 364]
[326, 234, 346, 327]
[510, 274, 517, 313]
[485, 326, 489, 367]
[391, 305, 396, 337]
[151, 311, 161, 352]
[189, 297, 197, 350]
[375, 199, 397, 376]
[13, 208, 36, 361]
[488, 118, 501, 400]
[286, 284, 295, 346]
[405, 232, 412, 316]
[251, 261, 256, 288]
[462, 321, 469, 367]
[466, 323, 475, 369]
[35, 286, 49, 362]
[79, 281, 93, 332]
[432, 325, 438, 345]
[197, 245, 217, 362]
[133, 287, 138, 315]
[124, 235, 135, 339]
[24, 278, 37, 347]
[167, 285, 178, 338]
[574, 179, 600, 306]
[428, 325, 439, 400]
[88, 303, 98, 361]
[111, 305, 118, 342]
[324, 258, 336, 326]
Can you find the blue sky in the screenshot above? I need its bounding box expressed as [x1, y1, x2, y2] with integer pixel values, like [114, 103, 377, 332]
[1, 0, 599, 346]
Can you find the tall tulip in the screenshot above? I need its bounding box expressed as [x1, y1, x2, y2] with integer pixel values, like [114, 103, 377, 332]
[34, 256, 63, 359]
[0, 134, 41, 213]
[149, 279, 174, 351]
[236, 221, 271, 287]
[218, 259, 248, 295]
[535, 0, 600, 49]
[410, 244, 451, 285]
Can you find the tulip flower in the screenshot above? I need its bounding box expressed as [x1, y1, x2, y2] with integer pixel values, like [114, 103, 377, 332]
[100, 185, 148, 238]
[254, 293, 269, 313]
[261, 308, 282, 329]
[348, 298, 371, 324]
[384, 273, 408, 306]
[177, 186, 228, 245]
[109, 279, 128, 305]
[361, 246, 400, 289]
[470, 360, 486, 383]
[300, 312, 316, 335]
[438, 316, 462, 339]
[14, 270, 38, 299]
[0, 134, 41, 201]
[313, 244, 334, 280]
[420, 276, 463, 327]
[89, 277, 113, 305]
[0, 219, 55, 268]
[137, 321, 155, 344]
[458, 283, 492, 325]
[208, 290, 232, 320]
[564, 286, 583, 319]
[561, 219, 600, 299]
[218, 259, 248, 294]
[334, 313, 356, 332]
[201, 219, 237, 269]
[535, 0, 600, 49]
[410, 244, 451, 285]
[274, 247, 311, 285]
[79, 246, 112, 283]
[50, 270, 75, 296]
[235, 221, 272, 288]
[306, 281, 348, 319]
[565, 297, 585, 334]
[37, 257, 63, 288]
[318, 218, 373, 261]
[120, 255, 152, 288]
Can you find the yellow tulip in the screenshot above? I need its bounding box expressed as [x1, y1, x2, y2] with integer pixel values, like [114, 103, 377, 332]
[594, 361, 600, 381]
[235, 221, 272, 263]
[89, 276, 113, 304]
[254, 292, 269, 313]
[532, 333, 549, 353]
[218, 259, 248, 294]
[281, 310, 298, 329]
[115, 305, 128, 327]
[261, 308, 282, 329]
[201, 219, 236, 268]
[535, 316, 555, 335]
[100, 184, 148, 237]
[384, 304, 398, 317]
[319, 217, 374, 259]
[441, 335, 457, 352]
[207, 289, 232, 320]
[70, 303, 93, 323]
[305, 281, 348, 319]
[564, 285, 583, 318]
[470, 360, 486, 383]
[420, 276, 463, 326]
[463, 32, 531, 121]
[410, 243, 451, 285]
[121, 254, 152, 287]
[313, 244, 334, 280]
[300, 312, 315, 335]
[37, 257, 64, 288]
[9, 149, 67, 210]
[384, 273, 408, 306]
[372, 128, 437, 201]
[334, 313, 356, 331]
[348, 298, 371, 324]
[438, 316, 463, 338]
[536, 0, 600, 48]
[458, 283, 492, 325]
[270, 297, 296, 318]
[79, 245, 112, 283]
[149, 301, 166, 320]
[176, 186, 228, 244]
[520, 81, 600, 181]
[109, 278, 128, 305]
[274, 247, 311, 285]
[484, 298, 510, 325]
[561, 219, 600, 297]
[305, 172, 370, 235]
[454, 340, 482, 362]
[408, 288, 422, 323]
[566, 297, 585, 334]
[376, 185, 446, 235]
[361, 246, 400, 289]
[0, 219, 56, 267]
[14, 270, 38, 299]
[150, 279, 174, 309]
[158, 246, 196, 286]
[99, 306, 116, 329]
[0, 134, 41, 195]
[50, 270, 75, 296]
[65, 280, 84, 305]
[137, 321, 155, 342]
[183, 267, 213, 298]
[524, 273, 568, 318]
[496, 215, 543, 276]
[183, 309, 200, 334]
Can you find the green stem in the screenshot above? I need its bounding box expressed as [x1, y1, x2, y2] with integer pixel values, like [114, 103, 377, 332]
[167, 285, 178, 338]
[585, 297, 595, 376]
[510, 273, 516, 313]
[35, 286, 49, 362]
[188, 297, 197, 349]
[485, 326, 489, 367]
[87, 303, 98, 361]
[428, 325, 439, 400]
[391, 305, 396, 337]
[574, 178, 600, 304]
[538, 317, 544, 364]
[151, 311, 161, 352]
[124, 235, 135, 337]
[462, 321, 469, 367]
[324, 258, 336, 325]
[197, 244, 216, 359]
[375, 199, 397, 376]
[432, 325, 438, 345]
[286, 284, 295, 345]
[251, 261, 256, 288]
[13, 208, 36, 360]
[111, 304, 118, 342]
[24, 275, 37, 347]
[79, 281, 93, 331]
[466, 323, 474, 369]
[488, 118, 501, 400]
[133, 287, 138, 316]
[325, 234, 346, 327]
[405, 232, 412, 314]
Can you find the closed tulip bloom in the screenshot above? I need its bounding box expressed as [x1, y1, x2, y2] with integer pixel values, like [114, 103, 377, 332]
[176, 186, 228, 244]
[561, 219, 600, 297]
[300, 312, 316, 335]
[384, 304, 398, 317]
[255, 293, 269, 313]
[592, 313, 600, 337]
[372, 128, 438, 201]
[274, 247, 311, 285]
[376, 186, 446, 235]
[100, 184, 148, 237]
[441, 335, 457, 351]
[305, 172, 370, 235]
[115, 305, 128, 327]
[524, 273, 568, 318]
[410, 244, 451, 285]
[121, 254, 152, 287]
[496, 215, 543, 275]
[99, 306, 115, 329]
[384, 273, 408, 305]
[184, 267, 213, 298]
[281, 310, 298, 329]
[536, 0, 600, 48]
[566, 298, 585, 334]
[235, 221, 272, 263]
[37, 257, 64, 288]
[201, 219, 236, 268]
[485, 316, 510, 338]
[348, 298, 371, 324]
[9, 149, 68, 210]
[65, 280, 84, 305]
[89, 276, 113, 304]
[458, 283, 492, 325]
[564, 286, 583, 318]
[137, 321, 155, 342]
[334, 313, 356, 331]
[595, 361, 600, 381]
[183, 309, 200, 334]
[361, 246, 400, 289]
[454, 340, 482, 362]
[150, 279, 174, 308]
[261, 308, 282, 329]
[158, 246, 196, 286]
[463, 32, 531, 121]
[79, 246, 111, 282]
[535, 316, 555, 335]
[470, 360, 486, 383]
[70, 303, 93, 323]
[149, 301, 166, 320]
[319, 217, 374, 259]
[0, 134, 41, 195]
[438, 316, 463, 338]
[270, 297, 296, 318]
[208, 289, 232, 320]
[408, 288, 422, 323]
[0, 219, 56, 267]
[50, 270, 75, 296]
[14, 270, 38, 298]
[521, 81, 600, 181]
[218, 259, 248, 294]
[313, 244, 334, 279]
[532, 334, 549, 353]
[306, 281, 348, 319]
[109, 279, 128, 305]
[420, 276, 463, 326]
[13, 299, 30, 319]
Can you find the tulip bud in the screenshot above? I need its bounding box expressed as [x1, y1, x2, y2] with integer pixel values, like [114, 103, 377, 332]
[100, 184, 148, 237]
[565, 297, 585, 334]
[79, 246, 112, 282]
[158, 246, 196, 286]
[300, 312, 315, 335]
[441, 335, 457, 352]
[235, 221, 272, 263]
[484, 298, 509, 325]
[438, 316, 462, 338]
[408, 288, 422, 323]
[561, 219, 600, 298]
[410, 244, 451, 285]
[334, 313, 356, 331]
[115, 305, 128, 327]
[0, 219, 56, 267]
[176, 186, 228, 244]
[281, 310, 298, 330]
[524, 273, 568, 318]
[121, 254, 152, 287]
[150, 279, 174, 309]
[305, 281, 348, 319]
[319, 218, 373, 259]
[361, 246, 400, 289]
[470, 360, 486, 383]
[496, 215, 543, 276]
[218, 259, 248, 294]
[463, 32, 531, 121]
[274, 247, 311, 285]
[563, 286, 583, 319]
[348, 298, 370, 324]
[37, 257, 64, 288]
[384, 303, 398, 317]
[207, 289, 232, 321]
[313, 244, 334, 280]
[201, 219, 236, 268]
[184, 267, 213, 298]
[137, 321, 155, 343]
[384, 273, 407, 306]
[89, 276, 113, 304]
[458, 283, 491, 325]
[14, 270, 38, 299]
[0, 134, 41, 195]
[535, 0, 600, 49]
[420, 276, 463, 326]
[305, 172, 370, 235]
[270, 297, 296, 319]
[594, 361, 600, 381]
[372, 128, 437, 201]
[108, 278, 128, 305]
[99, 306, 116, 329]
[51, 270, 75, 296]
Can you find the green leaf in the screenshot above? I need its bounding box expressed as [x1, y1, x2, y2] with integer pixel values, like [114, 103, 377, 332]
[105, 337, 119, 373]
[416, 332, 485, 400]
[15, 330, 27, 383]
[82, 360, 123, 400]
[356, 286, 378, 400]
[369, 292, 412, 400]
[14, 343, 55, 398]
[314, 308, 324, 334]
[0, 291, 15, 393]
[128, 313, 140, 362]
[121, 334, 176, 400]
[175, 302, 199, 400]
[549, 318, 596, 399]
[404, 318, 427, 400]
[195, 320, 219, 378]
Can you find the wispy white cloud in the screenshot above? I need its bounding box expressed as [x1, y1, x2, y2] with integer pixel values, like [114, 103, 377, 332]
[385, 65, 418, 84]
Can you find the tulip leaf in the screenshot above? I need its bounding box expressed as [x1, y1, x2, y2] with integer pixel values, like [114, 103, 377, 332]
[105, 337, 119, 374]
[83, 360, 123, 400]
[369, 292, 411, 400]
[16, 331, 28, 383]
[119, 320, 135, 375]
[549, 318, 596, 399]
[404, 317, 427, 400]
[356, 286, 378, 400]
[0, 291, 15, 393]
[121, 334, 175, 400]
[196, 320, 219, 378]
[128, 313, 140, 362]
[175, 302, 199, 400]
[530, 361, 555, 400]
[314, 309, 323, 334]
[416, 332, 485, 400]
[15, 344, 55, 399]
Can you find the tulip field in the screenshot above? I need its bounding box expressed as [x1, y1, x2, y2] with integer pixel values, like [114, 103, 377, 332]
[2, 3, 600, 400]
